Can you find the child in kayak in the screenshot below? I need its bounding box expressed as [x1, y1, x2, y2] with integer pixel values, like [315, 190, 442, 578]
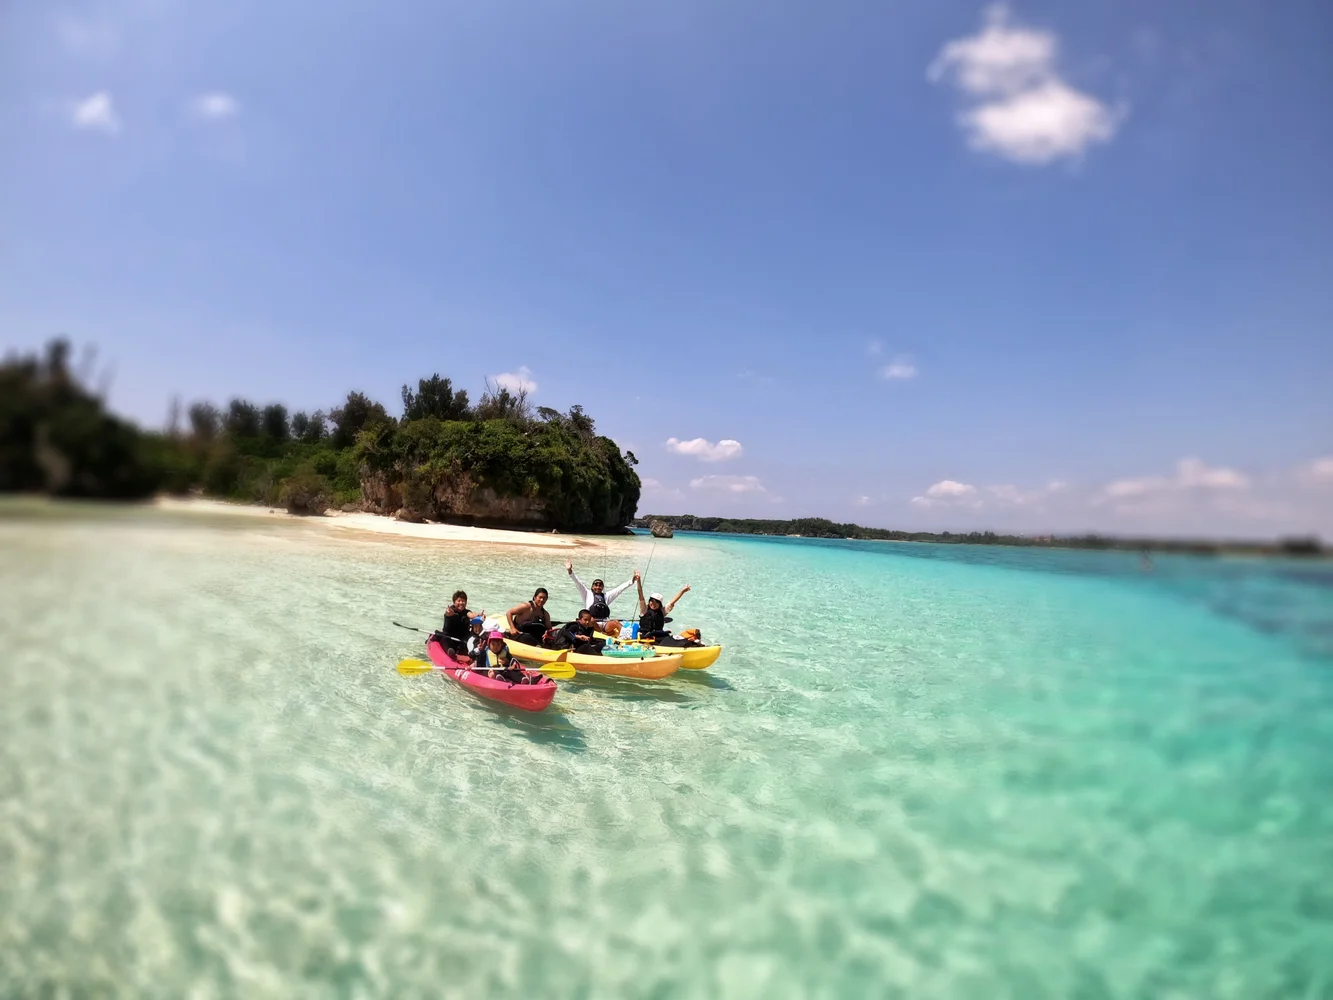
[440, 590, 485, 659]
[555, 609, 605, 655]
[505, 588, 552, 645]
[472, 631, 541, 684]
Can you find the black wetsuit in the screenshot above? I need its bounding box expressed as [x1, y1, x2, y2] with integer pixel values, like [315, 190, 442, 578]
[441, 606, 474, 656]
[559, 621, 604, 656]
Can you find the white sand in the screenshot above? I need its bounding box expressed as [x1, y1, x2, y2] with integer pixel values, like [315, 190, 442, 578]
[152, 496, 586, 548]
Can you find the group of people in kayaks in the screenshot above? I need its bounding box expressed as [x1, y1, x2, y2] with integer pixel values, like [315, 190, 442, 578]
[430, 561, 701, 684]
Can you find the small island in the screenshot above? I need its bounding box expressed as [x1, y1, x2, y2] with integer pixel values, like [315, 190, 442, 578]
[632, 514, 1325, 558]
[2, 340, 641, 533]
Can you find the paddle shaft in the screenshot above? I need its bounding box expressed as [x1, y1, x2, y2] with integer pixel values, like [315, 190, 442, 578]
[397, 657, 573, 680]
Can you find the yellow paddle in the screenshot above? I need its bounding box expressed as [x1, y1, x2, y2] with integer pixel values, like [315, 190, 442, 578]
[396, 657, 575, 681]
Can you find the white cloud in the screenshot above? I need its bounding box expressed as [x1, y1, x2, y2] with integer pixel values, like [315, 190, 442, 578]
[1101, 457, 1249, 505]
[960, 80, 1122, 164]
[984, 480, 1069, 508]
[855, 495, 873, 506]
[640, 477, 662, 490]
[188, 92, 240, 120]
[928, 4, 1123, 164]
[912, 479, 981, 508]
[491, 366, 537, 394]
[1102, 456, 1333, 533]
[879, 360, 918, 380]
[1103, 474, 1169, 500]
[1301, 457, 1333, 484]
[1176, 457, 1249, 490]
[69, 91, 121, 134]
[928, 480, 976, 499]
[666, 437, 743, 462]
[690, 475, 766, 494]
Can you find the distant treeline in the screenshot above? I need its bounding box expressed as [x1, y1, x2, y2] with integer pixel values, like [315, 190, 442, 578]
[635, 514, 1326, 557]
[1, 340, 640, 531]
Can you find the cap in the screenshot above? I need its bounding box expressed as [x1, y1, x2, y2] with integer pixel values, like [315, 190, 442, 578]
[649, 593, 664, 602]
[470, 615, 484, 626]
[487, 630, 504, 639]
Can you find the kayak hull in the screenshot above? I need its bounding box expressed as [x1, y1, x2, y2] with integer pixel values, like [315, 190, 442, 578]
[507, 641, 681, 679]
[669, 644, 722, 670]
[426, 638, 556, 712]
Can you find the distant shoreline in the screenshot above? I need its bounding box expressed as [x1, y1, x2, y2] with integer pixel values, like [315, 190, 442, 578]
[634, 515, 1327, 559]
[150, 496, 592, 549]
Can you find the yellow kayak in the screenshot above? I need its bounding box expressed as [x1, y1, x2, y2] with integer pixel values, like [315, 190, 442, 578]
[594, 634, 723, 670]
[507, 642, 682, 679]
[668, 644, 722, 670]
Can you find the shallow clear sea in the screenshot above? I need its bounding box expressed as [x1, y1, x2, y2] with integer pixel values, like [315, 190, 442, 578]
[2, 503, 1332, 999]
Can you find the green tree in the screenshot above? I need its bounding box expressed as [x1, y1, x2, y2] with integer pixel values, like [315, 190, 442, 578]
[262, 403, 289, 442]
[474, 383, 531, 423]
[225, 399, 262, 438]
[330, 391, 391, 449]
[0, 339, 164, 498]
[298, 410, 328, 443]
[188, 402, 220, 441]
[401, 374, 470, 421]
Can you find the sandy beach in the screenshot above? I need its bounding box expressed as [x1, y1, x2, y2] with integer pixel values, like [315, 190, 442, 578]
[151, 496, 589, 548]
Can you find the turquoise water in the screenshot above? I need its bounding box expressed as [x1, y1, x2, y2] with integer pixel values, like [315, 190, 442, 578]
[2, 504, 1332, 998]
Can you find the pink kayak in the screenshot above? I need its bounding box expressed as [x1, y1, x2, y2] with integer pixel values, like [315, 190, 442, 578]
[425, 637, 556, 712]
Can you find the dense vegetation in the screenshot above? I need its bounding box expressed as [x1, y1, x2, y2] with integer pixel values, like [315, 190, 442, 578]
[635, 514, 1326, 557]
[1, 341, 641, 531]
[0, 341, 163, 498]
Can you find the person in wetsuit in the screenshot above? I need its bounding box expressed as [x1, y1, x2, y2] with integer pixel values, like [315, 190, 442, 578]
[439, 590, 485, 660]
[634, 572, 691, 643]
[557, 609, 605, 655]
[504, 588, 552, 645]
[564, 561, 635, 623]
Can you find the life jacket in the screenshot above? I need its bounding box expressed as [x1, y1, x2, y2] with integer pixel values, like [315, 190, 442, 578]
[473, 645, 512, 671]
[588, 594, 611, 619]
[640, 606, 665, 635]
[514, 601, 549, 636]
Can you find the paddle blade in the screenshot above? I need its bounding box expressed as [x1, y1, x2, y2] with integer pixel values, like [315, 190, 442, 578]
[536, 662, 576, 680]
[396, 658, 438, 676]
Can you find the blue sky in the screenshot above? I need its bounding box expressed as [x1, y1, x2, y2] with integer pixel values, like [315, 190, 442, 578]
[3, 0, 1330, 537]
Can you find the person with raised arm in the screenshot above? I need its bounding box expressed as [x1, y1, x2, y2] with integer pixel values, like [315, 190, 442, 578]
[564, 560, 636, 622]
[633, 570, 690, 642]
